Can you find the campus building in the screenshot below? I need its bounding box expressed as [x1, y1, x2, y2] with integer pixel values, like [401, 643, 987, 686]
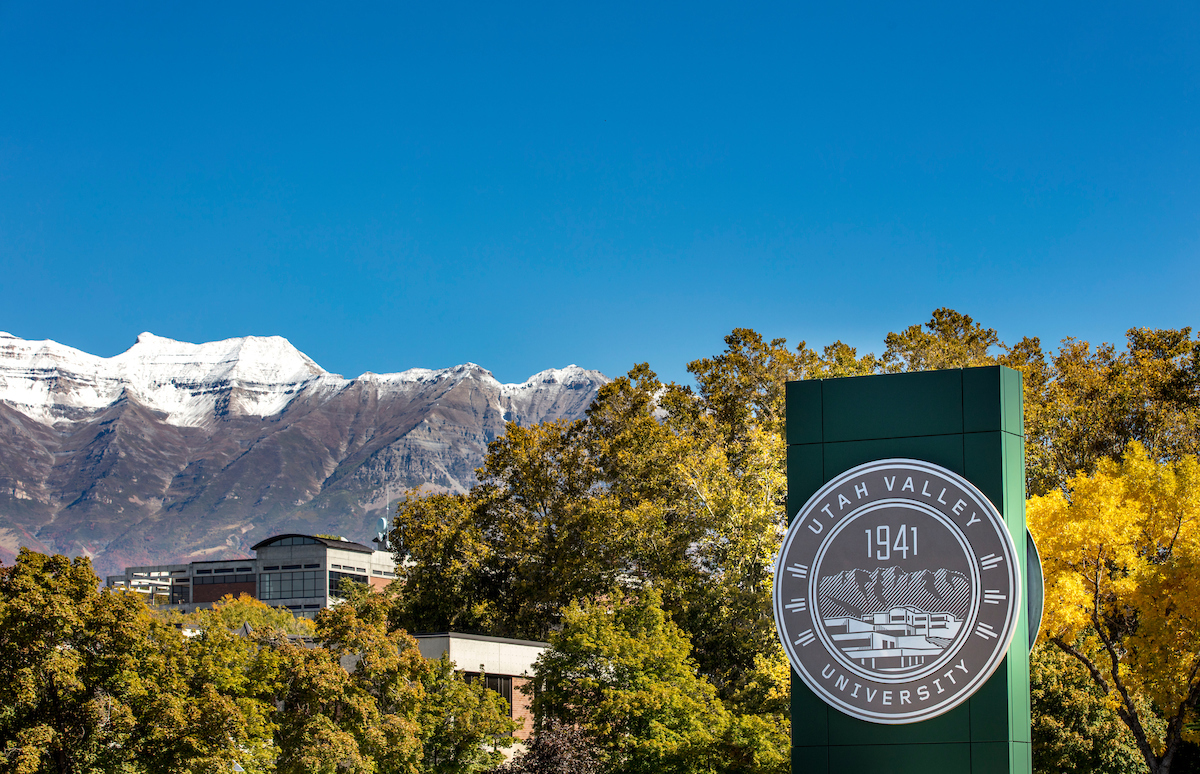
[414, 633, 548, 741]
[105, 533, 397, 617]
[107, 534, 546, 735]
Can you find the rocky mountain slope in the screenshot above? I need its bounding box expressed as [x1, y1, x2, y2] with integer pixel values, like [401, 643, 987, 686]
[0, 332, 608, 576]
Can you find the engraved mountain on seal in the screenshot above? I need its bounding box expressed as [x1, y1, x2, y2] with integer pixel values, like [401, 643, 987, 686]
[817, 567, 971, 673]
[818, 566, 971, 620]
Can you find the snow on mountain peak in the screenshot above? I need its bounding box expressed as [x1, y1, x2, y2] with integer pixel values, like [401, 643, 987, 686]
[503, 364, 605, 394]
[0, 333, 609, 428]
[117, 332, 327, 384]
[0, 332, 329, 426]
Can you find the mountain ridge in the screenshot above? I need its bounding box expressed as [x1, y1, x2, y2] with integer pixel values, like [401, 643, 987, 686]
[0, 332, 609, 576]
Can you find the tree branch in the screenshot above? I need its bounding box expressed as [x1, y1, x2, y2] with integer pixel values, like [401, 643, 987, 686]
[1159, 651, 1200, 774]
[1088, 557, 1162, 774]
[1050, 636, 1109, 694]
[1164, 504, 1184, 559]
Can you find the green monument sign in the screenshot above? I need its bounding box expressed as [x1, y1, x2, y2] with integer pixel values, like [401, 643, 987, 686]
[780, 367, 1031, 774]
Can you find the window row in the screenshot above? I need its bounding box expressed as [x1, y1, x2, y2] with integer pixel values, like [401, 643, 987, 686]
[328, 571, 368, 598]
[261, 536, 319, 547]
[259, 571, 324, 600]
[195, 574, 255, 585]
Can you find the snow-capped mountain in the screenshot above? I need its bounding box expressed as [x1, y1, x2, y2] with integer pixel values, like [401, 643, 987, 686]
[0, 332, 609, 576]
[0, 332, 329, 425]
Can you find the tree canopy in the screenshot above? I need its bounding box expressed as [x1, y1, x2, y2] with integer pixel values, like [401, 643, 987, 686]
[4, 309, 1198, 774]
[1029, 445, 1200, 774]
[531, 590, 787, 774]
[0, 554, 515, 774]
[393, 310, 1200, 774]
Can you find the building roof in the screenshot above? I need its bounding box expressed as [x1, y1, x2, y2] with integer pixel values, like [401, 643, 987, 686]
[413, 632, 550, 677]
[250, 534, 376, 554]
[412, 632, 552, 648]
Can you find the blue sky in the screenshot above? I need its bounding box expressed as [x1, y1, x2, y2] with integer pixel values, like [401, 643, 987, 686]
[1, 1, 1197, 384]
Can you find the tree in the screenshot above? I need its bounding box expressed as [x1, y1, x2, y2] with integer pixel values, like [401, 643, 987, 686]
[391, 362, 788, 705]
[0, 550, 274, 774]
[266, 582, 428, 774]
[686, 328, 815, 445]
[883, 307, 1001, 372]
[0, 549, 166, 773]
[394, 418, 630, 640]
[262, 582, 515, 774]
[531, 590, 786, 774]
[393, 366, 707, 644]
[393, 491, 493, 635]
[465, 419, 623, 639]
[1006, 328, 1200, 497]
[531, 590, 726, 774]
[663, 418, 786, 700]
[187, 592, 317, 636]
[418, 656, 517, 774]
[809, 341, 880, 379]
[1028, 444, 1200, 774]
[267, 639, 379, 774]
[490, 721, 604, 774]
[147, 600, 279, 774]
[1030, 643, 1144, 774]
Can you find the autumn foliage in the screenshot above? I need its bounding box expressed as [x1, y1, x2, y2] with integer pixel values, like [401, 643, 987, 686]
[0, 574, 514, 774]
[1, 310, 1197, 774]
[1029, 447, 1200, 774]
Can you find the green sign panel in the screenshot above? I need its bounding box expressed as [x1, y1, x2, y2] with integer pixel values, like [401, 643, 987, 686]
[782, 367, 1031, 774]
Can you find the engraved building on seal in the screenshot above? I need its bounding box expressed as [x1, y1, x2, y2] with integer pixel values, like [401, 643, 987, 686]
[819, 565, 969, 673]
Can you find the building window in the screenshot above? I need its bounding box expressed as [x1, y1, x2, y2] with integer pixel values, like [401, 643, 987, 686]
[194, 574, 255, 585]
[328, 571, 368, 598]
[170, 586, 190, 605]
[260, 571, 324, 600]
[260, 536, 319, 548]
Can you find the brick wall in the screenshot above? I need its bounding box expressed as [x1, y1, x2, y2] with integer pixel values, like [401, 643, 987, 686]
[511, 677, 534, 740]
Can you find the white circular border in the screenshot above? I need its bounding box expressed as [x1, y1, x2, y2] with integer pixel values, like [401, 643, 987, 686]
[773, 458, 1022, 724]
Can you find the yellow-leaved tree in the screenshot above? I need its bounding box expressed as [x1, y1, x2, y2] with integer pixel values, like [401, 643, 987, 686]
[1028, 444, 1200, 774]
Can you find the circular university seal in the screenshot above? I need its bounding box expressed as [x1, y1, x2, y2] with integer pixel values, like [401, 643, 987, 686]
[774, 459, 1021, 724]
